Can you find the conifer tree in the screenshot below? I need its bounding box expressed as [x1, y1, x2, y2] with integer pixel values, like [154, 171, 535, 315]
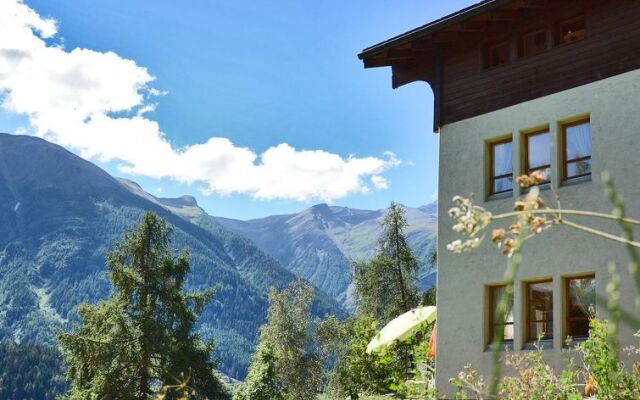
[354, 202, 419, 323]
[58, 212, 227, 399]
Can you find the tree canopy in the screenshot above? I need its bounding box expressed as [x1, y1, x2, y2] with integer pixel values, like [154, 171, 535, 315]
[58, 212, 227, 399]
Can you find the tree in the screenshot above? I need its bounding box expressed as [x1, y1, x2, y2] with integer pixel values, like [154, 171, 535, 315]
[328, 202, 423, 396]
[58, 212, 227, 399]
[232, 343, 282, 400]
[317, 315, 404, 399]
[354, 202, 420, 324]
[238, 280, 322, 400]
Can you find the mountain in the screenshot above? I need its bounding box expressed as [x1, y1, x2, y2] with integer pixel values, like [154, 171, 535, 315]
[215, 202, 438, 307]
[0, 133, 344, 381]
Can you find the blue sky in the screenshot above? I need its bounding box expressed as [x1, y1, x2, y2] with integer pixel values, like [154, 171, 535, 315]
[3, 0, 478, 219]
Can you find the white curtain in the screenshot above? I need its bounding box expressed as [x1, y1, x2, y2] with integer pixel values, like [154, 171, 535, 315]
[494, 141, 513, 175]
[529, 133, 550, 168]
[567, 123, 591, 160]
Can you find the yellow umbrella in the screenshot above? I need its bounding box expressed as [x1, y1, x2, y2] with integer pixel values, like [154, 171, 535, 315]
[366, 306, 437, 354]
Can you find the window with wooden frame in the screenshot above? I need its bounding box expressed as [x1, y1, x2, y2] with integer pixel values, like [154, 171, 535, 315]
[487, 41, 511, 68]
[565, 274, 595, 340]
[489, 138, 513, 196]
[562, 119, 592, 180]
[526, 280, 554, 342]
[488, 285, 514, 344]
[520, 30, 547, 57]
[559, 16, 586, 44]
[524, 129, 551, 184]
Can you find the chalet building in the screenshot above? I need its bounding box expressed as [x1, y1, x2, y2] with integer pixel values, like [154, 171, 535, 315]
[359, 0, 640, 395]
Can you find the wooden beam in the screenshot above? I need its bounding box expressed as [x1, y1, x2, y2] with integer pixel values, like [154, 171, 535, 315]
[363, 56, 391, 68]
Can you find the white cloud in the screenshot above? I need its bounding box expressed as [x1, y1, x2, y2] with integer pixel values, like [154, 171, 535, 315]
[0, 0, 401, 202]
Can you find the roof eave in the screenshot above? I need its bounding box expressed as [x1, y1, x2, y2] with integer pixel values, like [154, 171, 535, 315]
[358, 0, 514, 62]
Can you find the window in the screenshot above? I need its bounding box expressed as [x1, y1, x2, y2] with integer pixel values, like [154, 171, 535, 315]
[521, 30, 547, 57]
[526, 280, 553, 342]
[565, 275, 595, 339]
[488, 285, 514, 344]
[489, 138, 513, 196]
[562, 119, 592, 180]
[559, 16, 586, 44]
[524, 129, 551, 184]
[488, 41, 511, 68]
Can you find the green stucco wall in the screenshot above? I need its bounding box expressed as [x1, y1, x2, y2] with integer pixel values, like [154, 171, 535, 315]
[436, 68, 640, 395]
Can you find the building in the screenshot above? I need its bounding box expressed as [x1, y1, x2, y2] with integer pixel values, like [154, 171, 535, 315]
[358, 0, 640, 395]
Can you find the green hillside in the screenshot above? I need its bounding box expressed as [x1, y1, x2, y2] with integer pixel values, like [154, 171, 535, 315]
[0, 133, 344, 385]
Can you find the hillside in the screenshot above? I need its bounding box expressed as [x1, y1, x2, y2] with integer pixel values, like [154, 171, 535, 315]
[216, 202, 437, 306]
[0, 133, 343, 380]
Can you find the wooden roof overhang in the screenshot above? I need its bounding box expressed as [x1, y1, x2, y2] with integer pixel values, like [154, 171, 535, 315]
[358, 0, 552, 132]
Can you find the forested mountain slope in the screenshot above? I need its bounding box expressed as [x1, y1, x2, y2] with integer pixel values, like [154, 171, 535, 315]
[216, 202, 438, 306]
[0, 133, 343, 380]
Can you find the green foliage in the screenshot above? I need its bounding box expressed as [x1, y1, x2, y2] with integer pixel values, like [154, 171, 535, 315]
[0, 341, 67, 400]
[57, 213, 228, 399]
[498, 346, 581, 400]
[238, 280, 322, 400]
[578, 319, 640, 399]
[354, 202, 420, 324]
[318, 315, 404, 399]
[450, 319, 640, 400]
[318, 203, 433, 399]
[232, 343, 282, 400]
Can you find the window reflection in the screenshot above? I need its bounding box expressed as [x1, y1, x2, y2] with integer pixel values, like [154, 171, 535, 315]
[527, 280, 553, 341]
[566, 275, 595, 339]
[490, 139, 513, 195]
[564, 120, 591, 180]
[526, 130, 551, 183]
[489, 285, 514, 343]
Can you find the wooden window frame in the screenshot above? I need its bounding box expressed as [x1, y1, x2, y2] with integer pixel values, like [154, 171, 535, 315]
[489, 137, 513, 196]
[564, 274, 595, 340]
[520, 29, 548, 58]
[487, 41, 511, 68]
[558, 15, 586, 45]
[488, 285, 514, 344]
[561, 118, 592, 181]
[524, 129, 551, 184]
[525, 279, 554, 342]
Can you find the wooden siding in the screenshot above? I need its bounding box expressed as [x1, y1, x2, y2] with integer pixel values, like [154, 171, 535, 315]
[439, 0, 640, 126]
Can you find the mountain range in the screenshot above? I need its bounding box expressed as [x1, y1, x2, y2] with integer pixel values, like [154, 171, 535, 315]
[216, 203, 437, 307]
[0, 133, 341, 379]
[0, 132, 437, 381]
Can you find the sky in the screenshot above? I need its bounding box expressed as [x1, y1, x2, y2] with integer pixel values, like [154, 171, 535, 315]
[0, 0, 478, 219]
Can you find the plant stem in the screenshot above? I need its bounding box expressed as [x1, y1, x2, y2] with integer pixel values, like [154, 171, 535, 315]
[492, 209, 640, 226]
[560, 220, 640, 248]
[602, 172, 640, 310]
[489, 220, 527, 398]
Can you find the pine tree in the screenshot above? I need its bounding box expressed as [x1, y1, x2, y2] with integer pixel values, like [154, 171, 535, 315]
[237, 280, 322, 400]
[354, 202, 419, 323]
[58, 212, 227, 399]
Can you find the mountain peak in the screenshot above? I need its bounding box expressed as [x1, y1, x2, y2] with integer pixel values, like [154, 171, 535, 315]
[310, 203, 331, 214]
